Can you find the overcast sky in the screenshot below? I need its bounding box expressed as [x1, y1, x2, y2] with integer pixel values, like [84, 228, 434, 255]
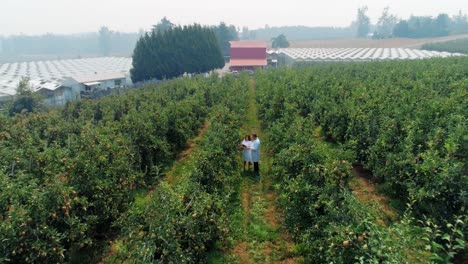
[1, 0, 467, 35]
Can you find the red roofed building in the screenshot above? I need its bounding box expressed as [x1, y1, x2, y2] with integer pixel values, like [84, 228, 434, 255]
[229, 41, 267, 71]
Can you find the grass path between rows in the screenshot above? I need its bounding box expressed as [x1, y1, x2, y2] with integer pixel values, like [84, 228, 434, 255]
[227, 79, 299, 264]
[314, 127, 398, 227]
[100, 121, 211, 263]
[349, 166, 398, 226]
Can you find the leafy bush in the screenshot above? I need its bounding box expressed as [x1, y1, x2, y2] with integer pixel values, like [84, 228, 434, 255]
[0, 76, 241, 262]
[255, 58, 468, 262]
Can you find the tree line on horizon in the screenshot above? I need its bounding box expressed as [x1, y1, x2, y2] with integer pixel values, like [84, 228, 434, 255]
[242, 9, 468, 40]
[0, 19, 238, 62]
[354, 7, 468, 39]
[1, 10, 466, 63]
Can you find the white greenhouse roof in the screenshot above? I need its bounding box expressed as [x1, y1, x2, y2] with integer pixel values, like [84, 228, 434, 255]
[0, 57, 132, 97]
[73, 72, 127, 83]
[273, 48, 465, 62]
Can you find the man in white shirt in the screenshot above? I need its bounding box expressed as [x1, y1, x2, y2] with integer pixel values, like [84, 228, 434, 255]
[251, 134, 261, 178]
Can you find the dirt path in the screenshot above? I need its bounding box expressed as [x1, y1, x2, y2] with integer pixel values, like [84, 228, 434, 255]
[350, 164, 397, 225]
[229, 80, 298, 264]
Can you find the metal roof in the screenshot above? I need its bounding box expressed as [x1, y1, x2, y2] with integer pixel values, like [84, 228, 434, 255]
[0, 57, 132, 97]
[72, 72, 126, 83]
[230, 41, 268, 48]
[275, 48, 465, 61]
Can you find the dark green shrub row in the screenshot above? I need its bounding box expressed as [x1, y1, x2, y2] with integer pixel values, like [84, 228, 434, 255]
[113, 80, 249, 263]
[255, 58, 467, 262]
[256, 58, 468, 222]
[0, 75, 238, 263]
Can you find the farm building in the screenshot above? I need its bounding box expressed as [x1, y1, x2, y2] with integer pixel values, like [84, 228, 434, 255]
[229, 41, 267, 71]
[0, 57, 132, 106]
[272, 48, 465, 65]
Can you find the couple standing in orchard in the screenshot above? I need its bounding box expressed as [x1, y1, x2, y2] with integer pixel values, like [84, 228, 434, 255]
[241, 134, 261, 178]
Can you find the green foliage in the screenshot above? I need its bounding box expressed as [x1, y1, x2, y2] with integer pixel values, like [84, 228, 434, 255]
[356, 6, 371, 38]
[422, 38, 468, 54]
[271, 34, 290, 49]
[421, 215, 467, 263]
[373, 7, 398, 39]
[255, 58, 468, 262]
[131, 24, 225, 82]
[394, 14, 452, 38]
[213, 22, 239, 57]
[0, 76, 235, 262]
[152, 17, 175, 34]
[113, 85, 249, 263]
[9, 77, 42, 116]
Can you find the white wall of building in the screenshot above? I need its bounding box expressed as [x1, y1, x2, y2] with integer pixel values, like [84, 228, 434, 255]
[46, 77, 128, 106]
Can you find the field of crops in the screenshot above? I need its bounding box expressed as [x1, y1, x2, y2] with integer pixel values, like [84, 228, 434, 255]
[0, 75, 250, 262]
[422, 38, 468, 54]
[0, 57, 467, 263]
[255, 57, 467, 262]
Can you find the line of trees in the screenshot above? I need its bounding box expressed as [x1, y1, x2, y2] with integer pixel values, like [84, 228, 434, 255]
[241, 26, 355, 41]
[393, 14, 452, 38]
[0, 29, 142, 57]
[241, 9, 467, 42]
[0, 18, 238, 62]
[354, 7, 468, 39]
[130, 24, 224, 83]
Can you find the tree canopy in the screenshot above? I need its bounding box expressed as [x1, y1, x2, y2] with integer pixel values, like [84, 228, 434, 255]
[373, 7, 398, 39]
[271, 34, 290, 48]
[131, 24, 225, 83]
[212, 22, 239, 57]
[152, 17, 175, 33]
[356, 7, 371, 38]
[393, 14, 452, 38]
[9, 77, 42, 115]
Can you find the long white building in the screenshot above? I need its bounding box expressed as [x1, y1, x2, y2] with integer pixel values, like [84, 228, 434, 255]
[0, 57, 132, 105]
[269, 48, 465, 65]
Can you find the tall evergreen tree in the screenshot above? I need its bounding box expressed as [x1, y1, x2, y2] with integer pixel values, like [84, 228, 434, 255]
[152, 17, 175, 33]
[131, 24, 224, 83]
[213, 22, 239, 57]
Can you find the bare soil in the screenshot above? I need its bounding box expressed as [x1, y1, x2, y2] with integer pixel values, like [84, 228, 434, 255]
[350, 165, 397, 223]
[232, 242, 250, 264]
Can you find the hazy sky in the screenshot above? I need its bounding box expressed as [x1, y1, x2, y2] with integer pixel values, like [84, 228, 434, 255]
[1, 0, 467, 35]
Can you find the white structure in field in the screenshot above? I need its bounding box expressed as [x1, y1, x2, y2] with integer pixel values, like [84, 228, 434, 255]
[0, 57, 132, 105]
[270, 48, 465, 65]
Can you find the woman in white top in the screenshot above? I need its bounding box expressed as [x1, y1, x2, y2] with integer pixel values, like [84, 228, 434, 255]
[241, 135, 253, 172]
